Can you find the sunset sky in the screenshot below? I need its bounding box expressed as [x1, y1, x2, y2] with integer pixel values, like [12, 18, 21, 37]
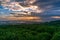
[0, 0, 60, 22]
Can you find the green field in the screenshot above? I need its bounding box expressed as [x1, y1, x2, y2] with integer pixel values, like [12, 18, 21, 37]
[0, 21, 60, 40]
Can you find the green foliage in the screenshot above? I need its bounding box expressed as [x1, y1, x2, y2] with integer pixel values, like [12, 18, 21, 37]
[35, 32, 51, 40]
[51, 32, 60, 40]
[0, 20, 59, 40]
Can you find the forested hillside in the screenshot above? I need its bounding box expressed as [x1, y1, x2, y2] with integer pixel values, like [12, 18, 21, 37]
[0, 20, 60, 40]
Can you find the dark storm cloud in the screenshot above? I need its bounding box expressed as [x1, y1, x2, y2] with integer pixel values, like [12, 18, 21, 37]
[36, 0, 60, 10]
[0, 0, 60, 22]
[15, 0, 60, 10]
[15, 0, 21, 1]
[8, 0, 60, 22]
[34, 0, 60, 21]
[34, 0, 60, 16]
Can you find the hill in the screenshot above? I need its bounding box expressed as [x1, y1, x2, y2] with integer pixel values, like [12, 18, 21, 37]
[0, 20, 60, 40]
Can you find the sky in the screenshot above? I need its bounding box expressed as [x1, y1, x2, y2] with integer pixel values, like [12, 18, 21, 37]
[0, 0, 60, 22]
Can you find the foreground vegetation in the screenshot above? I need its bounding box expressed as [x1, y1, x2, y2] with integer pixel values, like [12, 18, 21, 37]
[0, 20, 60, 40]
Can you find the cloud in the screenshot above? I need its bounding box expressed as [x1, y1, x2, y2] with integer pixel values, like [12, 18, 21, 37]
[0, 0, 60, 22]
[3, 16, 42, 22]
[35, 0, 60, 11]
[14, 0, 60, 11]
[51, 16, 60, 19]
[0, 0, 43, 17]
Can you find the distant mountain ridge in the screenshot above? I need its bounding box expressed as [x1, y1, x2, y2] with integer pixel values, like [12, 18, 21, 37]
[0, 20, 60, 25]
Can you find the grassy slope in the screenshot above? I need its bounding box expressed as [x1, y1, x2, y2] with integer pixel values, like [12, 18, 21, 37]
[0, 20, 60, 40]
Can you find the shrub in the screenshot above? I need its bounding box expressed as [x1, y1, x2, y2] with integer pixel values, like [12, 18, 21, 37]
[51, 32, 60, 40]
[36, 32, 51, 40]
